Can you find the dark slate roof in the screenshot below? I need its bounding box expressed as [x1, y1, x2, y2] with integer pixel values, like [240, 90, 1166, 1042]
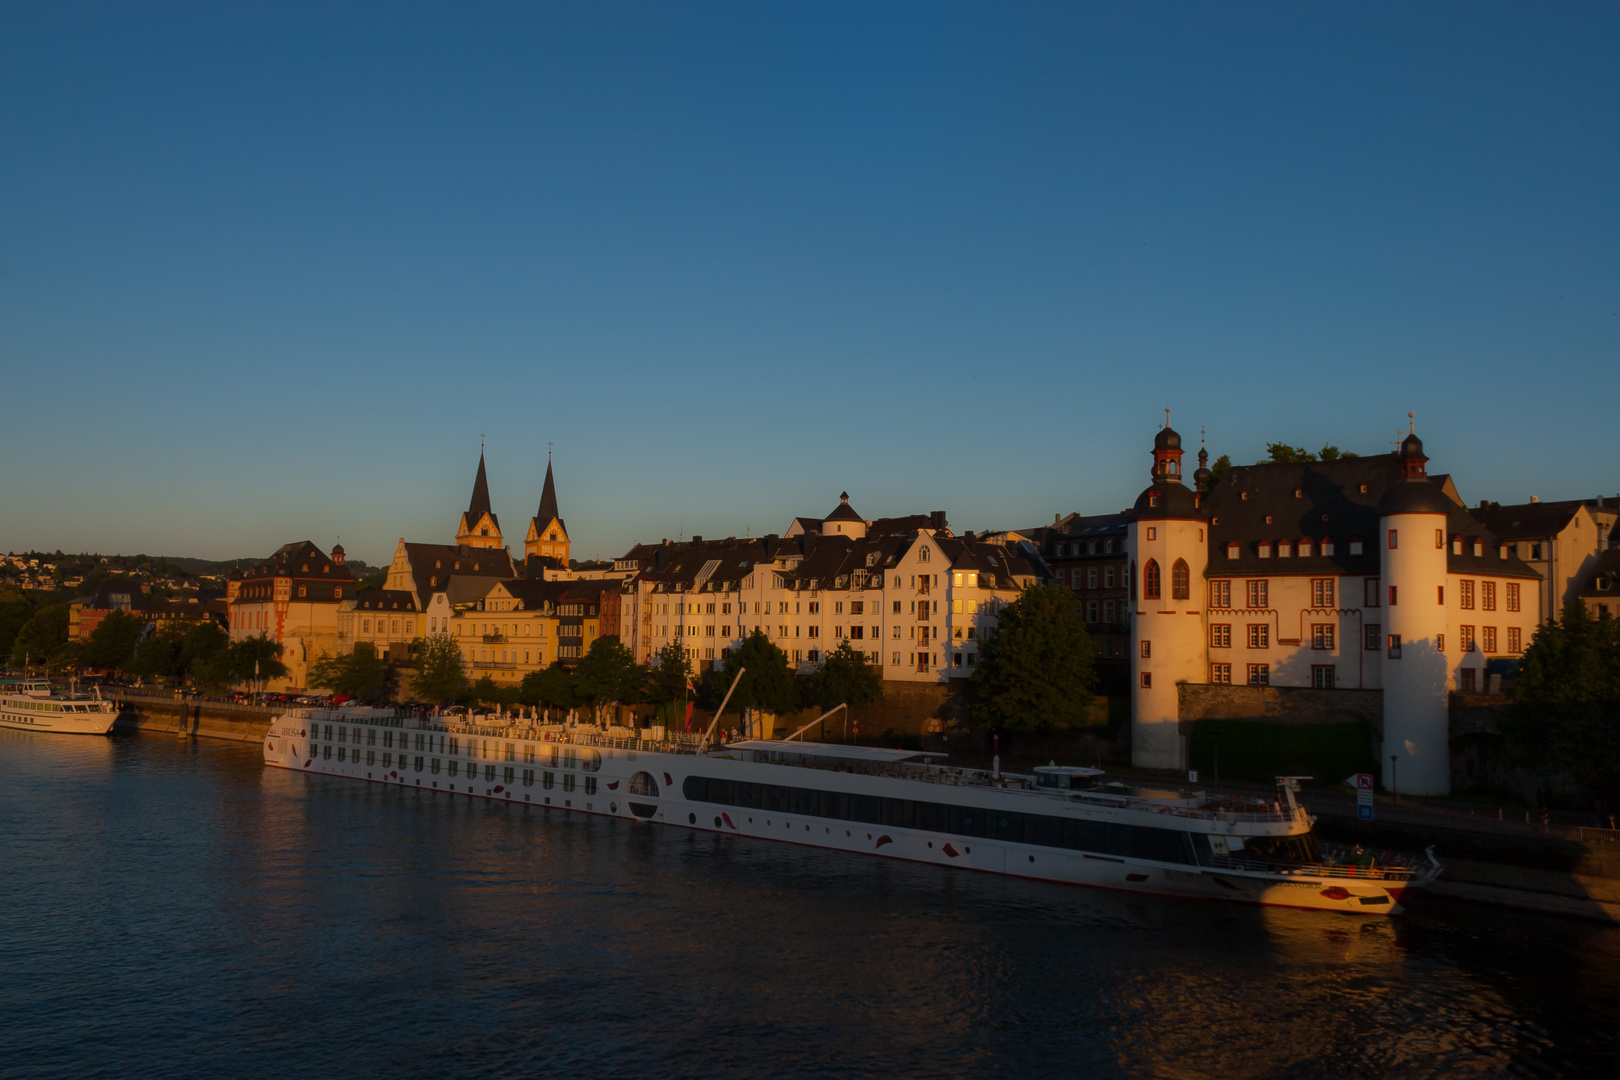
[354, 588, 418, 612]
[466, 453, 498, 531]
[238, 541, 355, 584]
[1131, 479, 1204, 521]
[824, 493, 863, 523]
[536, 458, 562, 533]
[402, 543, 515, 603]
[1204, 455, 1539, 579]
[1471, 500, 1587, 541]
[1577, 548, 1620, 600]
[1041, 513, 1131, 559]
[87, 582, 146, 611]
[789, 516, 823, 535]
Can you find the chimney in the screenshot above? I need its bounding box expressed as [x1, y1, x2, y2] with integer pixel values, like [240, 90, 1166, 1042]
[931, 511, 948, 531]
[1531, 495, 1539, 504]
[691, 535, 702, 544]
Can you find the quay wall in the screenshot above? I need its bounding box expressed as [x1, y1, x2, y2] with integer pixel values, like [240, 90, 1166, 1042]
[114, 695, 275, 744]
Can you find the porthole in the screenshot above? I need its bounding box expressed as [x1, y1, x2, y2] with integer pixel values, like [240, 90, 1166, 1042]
[689, 813, 697, 824]
[1028, 855, 1035, 863]
[845, 831, 850, 837]
[927, 841, 933, 848]
[714, 816, 722, 828]
[866, 833, 871, 840]
[966, 847, 971, 854]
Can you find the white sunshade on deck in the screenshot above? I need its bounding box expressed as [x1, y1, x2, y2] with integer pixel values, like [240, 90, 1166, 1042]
[726, 739, 940, 764]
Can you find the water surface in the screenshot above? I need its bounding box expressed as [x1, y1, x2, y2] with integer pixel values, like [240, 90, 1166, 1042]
[2, 731, 1617, 1079]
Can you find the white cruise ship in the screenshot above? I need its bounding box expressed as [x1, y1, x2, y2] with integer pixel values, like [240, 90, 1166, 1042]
[264, 709, 1439, 915]
[0, 679, 118, 735]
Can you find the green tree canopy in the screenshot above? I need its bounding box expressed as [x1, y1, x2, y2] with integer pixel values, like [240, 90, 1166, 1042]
[10, 603, 69, 668]
[132, 630, 181, 683]
[970, 583, 1096, 732]
[518, 662, 577, 710]
[1199, 453, 1232, 495]
[576, 638, 644, 718]
[1503, 603, 1620, 805]
[84, 610, 145, 671]
[809, 641, 883, 726]
[411, 631, 469, 704]
[647, 639, 693, 705]
[1260, 443, 1360, 465]
[720, 630, 801, 716]
[308, 641, 394, 701]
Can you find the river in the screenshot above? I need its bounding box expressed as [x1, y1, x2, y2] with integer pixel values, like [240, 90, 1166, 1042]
[2, 730, 1617, 1079]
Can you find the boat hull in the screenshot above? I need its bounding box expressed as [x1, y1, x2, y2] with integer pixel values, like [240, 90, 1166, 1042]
[264, 723, 1421, 916]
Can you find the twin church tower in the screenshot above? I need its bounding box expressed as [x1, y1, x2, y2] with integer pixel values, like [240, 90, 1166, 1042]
[454, 450, 570, 566]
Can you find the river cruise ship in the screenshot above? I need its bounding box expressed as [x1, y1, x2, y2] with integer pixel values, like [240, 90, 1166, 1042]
[0, 680, 118, 735]
[264, 709, 1438, 915]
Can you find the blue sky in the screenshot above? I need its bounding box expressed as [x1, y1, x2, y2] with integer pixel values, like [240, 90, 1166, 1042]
[2, 2, 1616, 566]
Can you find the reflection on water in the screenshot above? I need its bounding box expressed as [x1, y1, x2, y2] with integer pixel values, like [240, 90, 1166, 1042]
[1, 729, 1616, 1079]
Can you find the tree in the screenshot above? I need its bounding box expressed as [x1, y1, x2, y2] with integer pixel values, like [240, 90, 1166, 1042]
[179, 621, 229, 678]
[647, 639, 693, 705]
[10, 603, 69, 669]
[307, 641, 394, 701]
[576, 638, 644, 721]
[1259, 443, 1359, 465]
[132, 629, 182, 683]
[412, 632, 469, 704]
[1502, 603, 1620, 805]
[970, 583, 1096, 732]
[1199, 454, 1232, 495]
[810, 641, 882, 738]
[720, 630, 801, 717]
[518, 663, 577, 710]
[84, 610, 145, 671]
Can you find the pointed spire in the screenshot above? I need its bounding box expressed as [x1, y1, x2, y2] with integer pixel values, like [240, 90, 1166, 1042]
[537, 457, 559, 523]
[468, 452, 493, 520]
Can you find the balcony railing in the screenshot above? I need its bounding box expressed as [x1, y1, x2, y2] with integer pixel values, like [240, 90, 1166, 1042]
[482, 633, 506, 643]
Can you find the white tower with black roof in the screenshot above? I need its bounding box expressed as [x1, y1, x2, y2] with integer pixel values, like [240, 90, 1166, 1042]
[1378, 420, 1452, 795]
[1128, 417, 1209, 771]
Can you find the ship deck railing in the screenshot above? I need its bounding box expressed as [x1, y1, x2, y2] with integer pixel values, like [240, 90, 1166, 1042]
[1210, 846, 1438, 884]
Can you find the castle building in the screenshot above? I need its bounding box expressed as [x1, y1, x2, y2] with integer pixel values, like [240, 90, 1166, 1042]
[1127, 419, 1542, 795]
[226, 541, 354, 690]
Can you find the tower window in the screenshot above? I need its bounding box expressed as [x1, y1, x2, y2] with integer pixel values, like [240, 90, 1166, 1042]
[1143, 560, 1162, 600]
[1171, 559, 1190, 600]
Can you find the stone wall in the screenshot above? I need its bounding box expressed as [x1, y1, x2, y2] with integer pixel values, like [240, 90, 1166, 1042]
[1178, 684, 1384, 733]
[114, 698, 275, 744]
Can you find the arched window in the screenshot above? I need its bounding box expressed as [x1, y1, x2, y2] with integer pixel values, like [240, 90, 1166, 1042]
[1171, 559, 1190, 600]
[1144, 559, 1162, 600]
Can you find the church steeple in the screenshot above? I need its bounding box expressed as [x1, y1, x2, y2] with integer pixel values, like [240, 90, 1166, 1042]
[524, 449, 570, 566]
[537, 457, 559, 524]
[455, 449, 504, 549]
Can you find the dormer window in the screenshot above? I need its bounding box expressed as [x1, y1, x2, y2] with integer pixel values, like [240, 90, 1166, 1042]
[322, 566, 329, 574]
[1294, 489, 1302, 499]
[1451, 536, 1462, 555]
[1258, 542, 1272, 559]
[1322, 539, 1335, 556]
[1498, 544, 1508, 559]
[1278, 541, 1293, 558]
[1472, 540, 1483, 557]
[1241, 491, 1249, 501]
[1226, 542, 1241, 559]
[1264, 515, 1273, 525]
[1298, 540, 1313, 558]
[435, 560, 441, 569]
[1149, 494, 1160, 507]
[1359, 483, 1369, 494]
[1349, 538, 1364, 556]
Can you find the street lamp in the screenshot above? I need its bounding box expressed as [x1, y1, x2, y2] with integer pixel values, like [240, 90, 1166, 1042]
[1390, 754, 1399, 806]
